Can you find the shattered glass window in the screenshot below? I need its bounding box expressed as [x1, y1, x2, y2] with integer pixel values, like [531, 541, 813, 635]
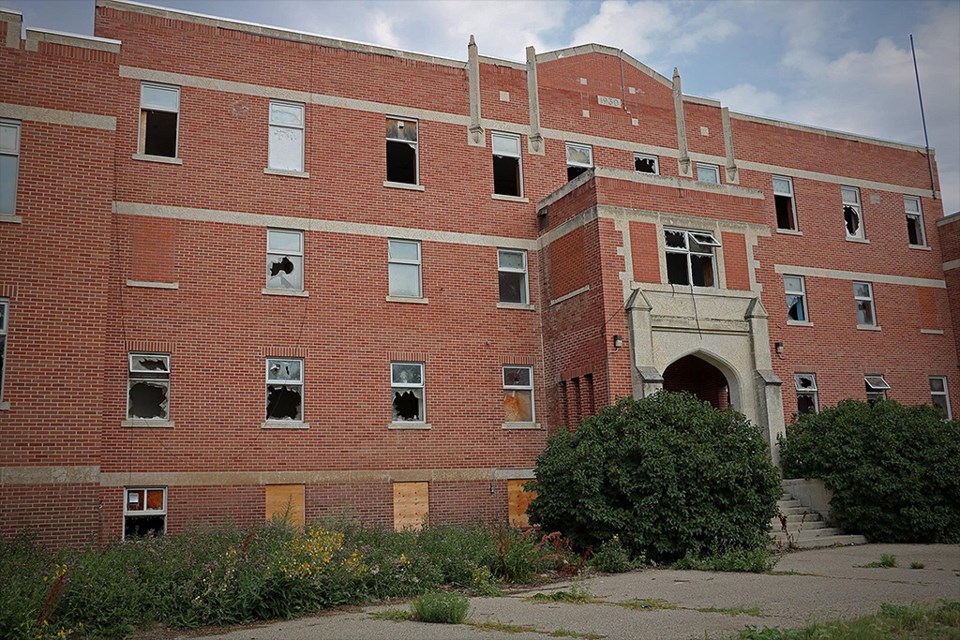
[498, 249, 528, 304]
[388, 239, 422, 298]
[492, 132, 522, 197]
[794, 373, 818, 414]
[853, 281, 876, 326]
[386, 117, 418, 184]
[904, 196, 926, 246]
[634, 153, 658, 174]
[127, 353, 170, 420]
[268, 101, 305, 172]
[664, 228, 719, 288]
[0, 119, 20, 216]
[773, 176, 797, 231]
[124, 487, 166, 539]
[391, 362, 425, 422]
[784, 275, 808, 322]
[565, 142, 592, 181]
[503, 366, 534, 423]
[266, 229, 304, 291]
[842, 186, 864, 239]
[266, 358, 303, 421]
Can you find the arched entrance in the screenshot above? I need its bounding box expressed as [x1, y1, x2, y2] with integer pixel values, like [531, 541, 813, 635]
[662, 354, 731, 410]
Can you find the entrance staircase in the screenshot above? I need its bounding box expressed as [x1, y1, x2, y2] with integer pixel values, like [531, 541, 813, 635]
[769, 487, 867, 550]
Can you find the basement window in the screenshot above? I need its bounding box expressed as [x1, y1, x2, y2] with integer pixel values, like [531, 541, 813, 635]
[127, 353, 170, 420]
[864, 375, 890, 405]
[930, 376, 951, 419]
[503, 366, 535, 423]
[842, 186, 864, 240]
[696, 162, 720, 184]
[498, 249, 528, 304]
[664, 228, 719, 287]
[492, 132, 522, 197]
[139, 83, 179, 158]
[266, 358, 303, 421]
[794, 373, 818, 414]
[634, 153, 659, 174]
[124, 487, 166, 539]
[268, 101, 305, 172]
[386, 117, 418, 185]
[266, 229, 303, 291]
[904, 196, 926, 246]
[0, 119, 20, 215]
[565, 142, 593, 181]
[391, 362, 425, 422]
[773, 176, 797, 231]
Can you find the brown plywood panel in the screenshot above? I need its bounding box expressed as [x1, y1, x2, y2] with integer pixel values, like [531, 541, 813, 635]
[265, 484, 305, 528]
[393, 482, 429, 531]
[508, 479, 536, 528]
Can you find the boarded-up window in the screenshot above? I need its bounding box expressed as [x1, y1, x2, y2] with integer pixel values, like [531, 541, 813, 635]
[508, 480, 536, 528]
[265, 484, 305, 528]
[393, 481, 428, 531]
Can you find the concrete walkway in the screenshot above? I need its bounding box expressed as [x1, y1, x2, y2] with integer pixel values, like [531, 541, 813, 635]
[179, 544, 959, 640]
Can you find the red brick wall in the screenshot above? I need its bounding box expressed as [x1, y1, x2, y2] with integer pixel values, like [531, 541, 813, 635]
[721, 232, 751, 291]
[630, 221, 660, 283]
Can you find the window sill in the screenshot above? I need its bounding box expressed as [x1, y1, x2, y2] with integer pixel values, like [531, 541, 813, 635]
[0, 214, 23, 224]
[388, 422, 431, 430]
[856, 324, 881, 331]
[383, 181, 424, 192]
[261, 420, 310, 430]
[845, 237, 870, 244]
[497, 302, 535, 311]
[786, 320, 814, 327]
[262, 288, 309, 297]
[920, 328, 945, 335]
[264, 168, 310, 178]
[491, 194, 529, 203]
[127, 280, 179, 289]
[502, 422, 541, 430]
[908, 244, 931, 251]
[0, 401, 9, 411]
[775, 228, 802, 236]
[122, 419, 175, 428]
[386, 295, 429, 304]
[132, 153, 183, 165]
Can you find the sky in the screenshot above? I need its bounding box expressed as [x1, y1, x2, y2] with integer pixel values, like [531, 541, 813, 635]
[5, 0, 959, 215]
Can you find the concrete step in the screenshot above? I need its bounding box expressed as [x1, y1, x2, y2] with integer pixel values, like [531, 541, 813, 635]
[773, 512, 823, 524]
[770, 533, 868, 549]
[770, 519, 830, 531]
[777, 505, 816, 516]
[777, 499, 803, 509]
[770, 526, 845, 540]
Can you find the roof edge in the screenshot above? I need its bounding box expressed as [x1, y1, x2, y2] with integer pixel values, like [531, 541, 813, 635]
[535, 43, 673, 89]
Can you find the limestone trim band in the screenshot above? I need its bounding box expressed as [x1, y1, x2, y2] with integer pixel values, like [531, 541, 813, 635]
[774, 264, 946, 289]
[0, 102, 116, 131]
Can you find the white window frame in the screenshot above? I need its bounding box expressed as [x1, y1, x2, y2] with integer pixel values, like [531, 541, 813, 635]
[265, 358, 304, 422]
[0, 119, 20, 216]
[664, 228, 721, 288]
[565, 142, 593, 179]
[904, 195, 926, 247]
[865, 374, 890, 404]
[491, 131, 523, 197]
[268, 100, 305, 173]
[773, 175, 798, 231]
[265, 228, 304, 291]
[853, 281, 877, 327]
[784, 275, 809, 323]
[696, 162, 720, 184]
[929, 376, 952, 419]
[388, 239, 422, 298]
[0, 299, 7, 403]
[842, 186, 864, 240]
[391, 361, 425, 423]
[127, 353, 171, 420]
[503, 365, 535, 423]
[138, 83, 180, 158]
[794, 373, 819, 414]
[634, 153, 659, 175]
[123, 487, 167, 540]
[497, 249, 529, 305]
[386, 116, 419, 185]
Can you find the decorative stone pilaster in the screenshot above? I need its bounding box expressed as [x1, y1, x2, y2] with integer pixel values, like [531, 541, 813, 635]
[626, 289, 663, 398]
[722, 107, 739, 184]
[745, 298, 785, 464]
[672, 68, 692, 177]
[467, 35, 484, 147]
[526, 46, 544, 155]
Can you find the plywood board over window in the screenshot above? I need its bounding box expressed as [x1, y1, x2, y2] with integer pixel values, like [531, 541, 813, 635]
[265, 484, 305, 528]
[508, 479, 537, 528]
[393, 482, 429, 531]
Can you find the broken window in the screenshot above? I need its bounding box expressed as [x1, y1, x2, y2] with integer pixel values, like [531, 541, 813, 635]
[930, 376, 951, 419]
[124, 487, 166, 539]
[266, 358, 303, 421]
[0, 300, 7, 402]
[864, 375, 890, 405]
[634, 153, 658, 175]
[128, 353, 170, 420]
[388, 239, 422, 298]
[773, 176, 797, 231]
[268, 100, 305, 172]
[492, 132, 522, 197]
[266, 229, 303, 291]
[784, 275, 808, 322]
[853, 281, 876, 327]
[904, 195, 926, 246]
[696, 162, 720, 184]
[664, 228, 719, 287]
[503, 366, 534, 423]
[842, 186, 864, 239]
[794, 373, 819, 414]
[139, 83, 179, 158]
[498, 249, 528, 304]
[0, 119, 20, 215]
[565, 142, 593, 181]
[391, 362, 424, 422]
[386, 117, 418, 185]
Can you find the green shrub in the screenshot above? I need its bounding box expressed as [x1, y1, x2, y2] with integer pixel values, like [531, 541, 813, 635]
[411, 591, 470, 624]
[589, 537, 640, 573]
[779, 399, 960, 543]
[673, 546, 776, 573]
[527, 392, 781, 563]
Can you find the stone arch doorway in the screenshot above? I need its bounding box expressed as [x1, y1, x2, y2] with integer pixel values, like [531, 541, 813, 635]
[662, 354, 733, 410]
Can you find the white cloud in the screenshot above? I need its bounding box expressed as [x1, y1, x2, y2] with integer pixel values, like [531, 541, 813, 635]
[570, 0, 676, 59]
[713, 84, 782, 117]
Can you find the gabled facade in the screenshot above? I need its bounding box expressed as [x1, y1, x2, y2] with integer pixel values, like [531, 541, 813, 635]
[0, 0, 956, 546]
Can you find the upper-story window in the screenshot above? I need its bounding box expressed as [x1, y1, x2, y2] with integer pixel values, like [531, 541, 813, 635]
[773, 176, 798, 231]
[268, 101, 305, 173]
[386, 117, 418, 185]
[503, 366, 535, 424]
[0, 119, 20, 215]
[266, 358, 303, 421]
[498, 249, 528, 304]
[565, 142, 593, 181]
[634, 153, 659, 174]
[139, 83, 180, 158]
[266, 229, 304, 291]
[128, 353, 170, 420]
[784, 275, 809, 322]
[904, 196, 926, 247]
[853, 281, 877, 327]
[664, 229, 720, 287]
[842, 186, 864, 240]
[696, 162, 720, 184]
[388, 239, 422, 298]
[492, 132, 522, 197]
[391, 362, 425, 423]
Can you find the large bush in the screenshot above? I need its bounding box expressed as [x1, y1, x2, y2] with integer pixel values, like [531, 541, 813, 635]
[780, 399, 960, 543]
[527, 392, 781, 563]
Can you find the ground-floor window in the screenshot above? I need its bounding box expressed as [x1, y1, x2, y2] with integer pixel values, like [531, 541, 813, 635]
[124, 487, 166, 539]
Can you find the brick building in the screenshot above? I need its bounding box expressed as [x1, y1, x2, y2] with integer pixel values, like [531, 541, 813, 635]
[1, 0, 956, 547]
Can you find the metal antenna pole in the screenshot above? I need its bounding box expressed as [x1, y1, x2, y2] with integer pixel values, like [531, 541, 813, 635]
[910, 34, 937, 199]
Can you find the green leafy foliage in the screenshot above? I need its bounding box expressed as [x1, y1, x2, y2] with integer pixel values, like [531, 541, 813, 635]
[589, 536, 641, 573]
[779, 399, 960, 543]
[527, 392, 781, 563]
[410, 591, 470, 624]
[673, 547, 776, 573]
